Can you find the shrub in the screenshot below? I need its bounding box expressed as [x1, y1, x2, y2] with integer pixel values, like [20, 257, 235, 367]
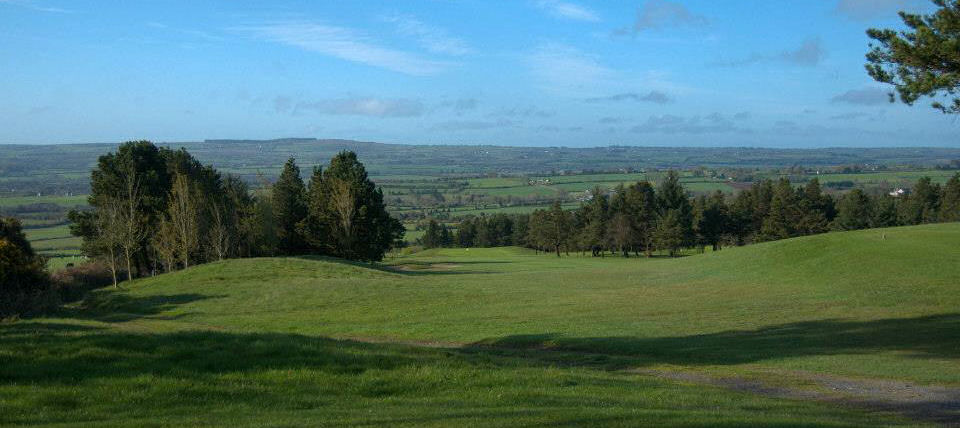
[0, 237, 56, 318]
[50, 261, 117, 303]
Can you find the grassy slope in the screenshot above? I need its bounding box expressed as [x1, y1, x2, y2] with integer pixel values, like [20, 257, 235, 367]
[3, 224, 958, 426]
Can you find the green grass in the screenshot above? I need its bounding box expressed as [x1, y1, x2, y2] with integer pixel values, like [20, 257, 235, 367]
[0, 194, 87, 207]
[24, 224, 73, 241]
[3, 224, 958, 426]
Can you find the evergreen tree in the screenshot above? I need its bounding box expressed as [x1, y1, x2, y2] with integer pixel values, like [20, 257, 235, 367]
[698, 190, 729, 251]
[939, 173, 960, 222]
[898, 177, 940, 224]
[272, 158, 308, 255]
[796, 178, 832, 235]
[654, 210, 685, 257]
[625, 181, 657, 256]
[759, 179, 799, 241]
[546, 201, 572, 256]
[866, 0, 960, 114]
[833, 189, 874, 231]
[872, 195, 900, 228]
[422, 219, 442, 249]
[657, 170, 693, 245]
[582, 186, 609, 256]
[315, 151, 403, 261]
[456, 217, 477, 247]
[0, 218, 53, 317]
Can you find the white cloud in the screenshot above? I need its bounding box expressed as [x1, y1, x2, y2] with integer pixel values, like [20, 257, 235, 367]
[276, 96, 425, 118]
[0, 0, 73, 13]
[835, 0, 927, 21]
[633, 0, 707, 31]
[431, 119, 516, 131]
[535, 0, 600, 22]
[529, 43, 615, 94]
[831, 88, 891, 105]
[711, 38, 826, 67]
[382, 14, 471, 56]
[239, 22, 452, 76]
[584, 91, 672, 104]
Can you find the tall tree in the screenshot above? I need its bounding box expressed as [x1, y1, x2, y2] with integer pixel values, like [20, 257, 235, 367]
[796, 178, 832, 235]
[546, 201, 572, 257]
[657, 170, 693, 245]
[168, 173, 200, 269]
[698, 190, 729, 251]
[117, 166, 145, 281]
[422, 219, 443, 249]
[272, 158, 308, 255]
[92, 198, 124, 286]
[625, 181, 658, 256]
[654, 210, 685, 257]
[152, 216, 179, 273]
[866, 0, 960, 114]
[833, 189, 874, 231]
[582, 186, 609, 256]
[872, 195, 900, 228]
[313, 151, 404, 261]
[0, 218, 52, 317]
[899, 177, 941, 224]
[759, 179, 799, 241]
[939, 173, 960, 222]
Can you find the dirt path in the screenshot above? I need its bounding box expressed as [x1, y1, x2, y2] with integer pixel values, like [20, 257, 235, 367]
[339, 335, 960, 426]
[634, 368, 960, 426]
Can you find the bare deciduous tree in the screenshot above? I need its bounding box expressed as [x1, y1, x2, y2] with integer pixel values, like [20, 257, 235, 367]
[168, 173, 199, 269]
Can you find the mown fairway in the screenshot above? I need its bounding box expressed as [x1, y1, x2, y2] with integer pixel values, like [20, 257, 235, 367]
[2, 224, 959, 426]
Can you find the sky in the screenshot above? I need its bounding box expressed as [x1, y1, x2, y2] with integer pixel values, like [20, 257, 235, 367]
[1, 0, 958, 147]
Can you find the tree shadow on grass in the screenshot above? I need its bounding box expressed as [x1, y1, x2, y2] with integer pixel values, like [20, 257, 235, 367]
[0, 322, 438, 385]
[57, 292, 226, 323]
[2, 314, 958, 425]
[298, 255, 503, 276]
[468, 313, 960, 370]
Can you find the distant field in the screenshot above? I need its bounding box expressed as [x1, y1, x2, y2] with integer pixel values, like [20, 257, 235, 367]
[21, 220, 84, 270]
[1, 224, 956, 425]
[0, 194, 87, 208]
[809, 170, 958, 186]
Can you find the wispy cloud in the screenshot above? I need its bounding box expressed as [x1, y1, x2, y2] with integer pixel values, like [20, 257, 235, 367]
[489, 105, 556, 119]
[381, 14, 471, 56]
[275, 96, 426, 118]
[431, 119, 516, 131]
[831, 88, 890, 105]
[711, 38, 826, 67]
[630, 0, 708, 32]
[631, 113, 749, 134]
[835, 0, 927, 21]
[238, 22, 452, 75]
[148, 22, 223, 42]
[528, 43, 614, 94]
[584, 91, 672, 104]
[0, 0, 73, 13]
[438, 98, 479, 115]
[829, 112, 870, 120]
[535, 0, 600, 22]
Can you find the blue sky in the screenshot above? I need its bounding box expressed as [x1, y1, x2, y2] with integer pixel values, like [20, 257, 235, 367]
[1, 0, 957, 147]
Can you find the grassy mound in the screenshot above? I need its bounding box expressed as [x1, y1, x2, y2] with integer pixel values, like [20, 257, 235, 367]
[2, 223, 958, 426]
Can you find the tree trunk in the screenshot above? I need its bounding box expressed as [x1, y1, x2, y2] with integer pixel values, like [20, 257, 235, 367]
[108, 247, 118, 288]
[124, 247, 133, 282]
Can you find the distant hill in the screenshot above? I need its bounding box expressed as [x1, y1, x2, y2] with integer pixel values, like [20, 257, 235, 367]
[2, 139, 959, 196]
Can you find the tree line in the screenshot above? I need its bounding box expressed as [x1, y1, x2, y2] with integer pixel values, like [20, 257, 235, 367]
[68, 141, 402, 286]
[420, 171, 960, 256]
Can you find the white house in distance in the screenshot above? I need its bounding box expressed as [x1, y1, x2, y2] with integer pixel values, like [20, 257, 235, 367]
[889, 188, 907, 197]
